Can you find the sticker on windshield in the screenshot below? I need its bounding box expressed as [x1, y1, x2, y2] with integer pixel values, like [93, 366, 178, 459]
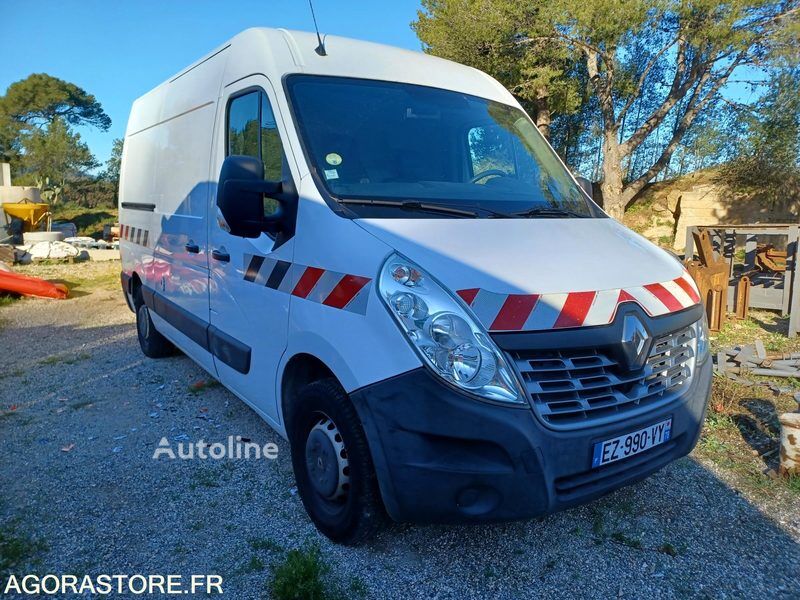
[324, 169, 339, 180]
[325, 153, 342, 166]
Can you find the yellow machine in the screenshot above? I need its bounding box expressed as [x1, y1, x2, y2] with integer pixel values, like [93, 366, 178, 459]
[2, 199, 51, 232]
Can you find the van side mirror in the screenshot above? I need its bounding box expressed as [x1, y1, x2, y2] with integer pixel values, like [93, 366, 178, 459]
[217, 155, 283, 238]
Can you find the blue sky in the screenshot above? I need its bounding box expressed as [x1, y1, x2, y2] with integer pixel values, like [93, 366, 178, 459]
[4, 0, 764, 173]
[2, 0, 423, 167]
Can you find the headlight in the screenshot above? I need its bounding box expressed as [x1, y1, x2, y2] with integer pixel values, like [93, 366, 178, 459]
[695, 314, 709, 362]
[378, 253, 524, 405]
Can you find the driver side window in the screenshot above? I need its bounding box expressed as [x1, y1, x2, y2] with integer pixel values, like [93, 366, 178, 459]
[227, 89, 287, 216]
[227, 89, 286, 182]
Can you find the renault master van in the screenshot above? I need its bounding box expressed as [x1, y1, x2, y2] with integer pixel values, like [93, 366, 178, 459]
[119, 28, 712, 545]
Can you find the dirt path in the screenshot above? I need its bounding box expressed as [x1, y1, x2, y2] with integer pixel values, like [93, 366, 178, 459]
[1, 261, 798, 599]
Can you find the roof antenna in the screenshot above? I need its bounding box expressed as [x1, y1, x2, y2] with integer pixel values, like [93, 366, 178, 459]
[308, 0, 327, 56]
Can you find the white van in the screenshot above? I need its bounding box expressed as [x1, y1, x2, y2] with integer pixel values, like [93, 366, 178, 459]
[119, 28, 711, 544]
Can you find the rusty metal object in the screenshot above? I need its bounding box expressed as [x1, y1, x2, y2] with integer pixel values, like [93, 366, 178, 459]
[779, 413, 800, 477]
[735, 276, 751, 320]
[684, 230, 728, 332]
[755, 244, 787, 273]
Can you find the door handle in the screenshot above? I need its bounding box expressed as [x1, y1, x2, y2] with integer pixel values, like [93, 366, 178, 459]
[185, 241, 200, 254]
[211, 248, 230, 262]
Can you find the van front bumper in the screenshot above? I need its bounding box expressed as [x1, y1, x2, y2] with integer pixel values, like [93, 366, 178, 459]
[350, 357, 712, 523]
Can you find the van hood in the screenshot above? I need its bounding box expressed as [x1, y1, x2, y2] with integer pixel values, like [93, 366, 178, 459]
[356, 217, 695, 331]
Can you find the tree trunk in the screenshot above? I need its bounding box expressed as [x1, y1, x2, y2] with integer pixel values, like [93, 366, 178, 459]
[601, 132, 625, 220]
[533, 89, 551, 140]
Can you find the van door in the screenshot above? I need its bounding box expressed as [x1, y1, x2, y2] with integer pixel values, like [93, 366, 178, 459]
[208, 78, 295, 426]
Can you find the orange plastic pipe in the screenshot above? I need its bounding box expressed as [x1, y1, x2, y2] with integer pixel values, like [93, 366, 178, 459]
[0, 270, 68, 299]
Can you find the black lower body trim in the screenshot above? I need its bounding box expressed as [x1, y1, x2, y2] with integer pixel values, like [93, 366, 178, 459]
[350, 359, 712, 524]
[209, 325, 251, 374]
[140, 285, 251, 374]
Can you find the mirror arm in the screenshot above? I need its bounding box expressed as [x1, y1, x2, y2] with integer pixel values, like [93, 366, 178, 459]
[223, 178, 282, 197]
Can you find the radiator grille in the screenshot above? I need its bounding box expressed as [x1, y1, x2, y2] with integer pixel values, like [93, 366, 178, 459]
[513, 326, 695, 430]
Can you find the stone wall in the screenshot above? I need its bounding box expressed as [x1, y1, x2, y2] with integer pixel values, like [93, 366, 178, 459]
[623, 170, 798, 252]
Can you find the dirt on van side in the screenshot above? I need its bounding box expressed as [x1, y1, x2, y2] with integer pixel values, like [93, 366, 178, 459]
[0, 260, 798, 599]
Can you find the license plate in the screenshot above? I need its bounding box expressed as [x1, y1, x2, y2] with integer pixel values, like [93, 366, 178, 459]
[592, 418, 672, 468]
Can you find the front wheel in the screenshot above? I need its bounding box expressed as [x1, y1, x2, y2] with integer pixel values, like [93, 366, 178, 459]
[135, 297, 174, 358]
[289, 378, 384, 545]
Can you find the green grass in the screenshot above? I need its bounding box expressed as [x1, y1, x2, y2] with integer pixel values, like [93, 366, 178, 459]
[50, 202, 118, 239]
[658, 543, 679, 557]
[0, 368, 24, 381]
[190, 467, 221, 489]
[241, 555, 265, 574]
[0, 521, 48, 575]
[698, 376, 800, 498]
[39, 352, 90, 366]
[268, 545, 335, 600]
[610, 531, 642, 549]
[0, 295, 20, 307]
[711, 310, 800, 354]
[249, 537, 283, 553]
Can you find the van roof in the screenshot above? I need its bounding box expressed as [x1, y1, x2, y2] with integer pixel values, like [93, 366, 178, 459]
[139, 27, 517, 107]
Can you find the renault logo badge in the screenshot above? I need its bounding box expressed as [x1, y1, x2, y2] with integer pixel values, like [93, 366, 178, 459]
[621, 314, 650, 370]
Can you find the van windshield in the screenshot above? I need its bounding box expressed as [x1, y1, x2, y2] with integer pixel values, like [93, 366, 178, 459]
[286, 75, 598, 219]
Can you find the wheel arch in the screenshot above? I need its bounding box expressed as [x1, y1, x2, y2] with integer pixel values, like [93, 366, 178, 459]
[280, 352, 338, 431]
[122, 271, 143, 312]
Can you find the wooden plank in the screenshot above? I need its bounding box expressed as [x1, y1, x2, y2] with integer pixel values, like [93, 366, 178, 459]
[735, 276, 751, 320]
[744, 234, 757, 271]
[781, 225, 797, 316]
[789, 225, 800, 337]
[685, 226, 696, 261]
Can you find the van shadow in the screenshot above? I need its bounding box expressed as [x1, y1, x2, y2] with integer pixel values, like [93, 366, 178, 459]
[16, 190, 792, 596]
[1, 316, 798, 597]
[285, 199, 799, 596]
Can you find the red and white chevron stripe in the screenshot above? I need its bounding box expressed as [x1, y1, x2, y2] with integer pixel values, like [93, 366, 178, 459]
[243, 254, 372, 315]
[120, 224, 149, 248]
[457, 271, 701, 332]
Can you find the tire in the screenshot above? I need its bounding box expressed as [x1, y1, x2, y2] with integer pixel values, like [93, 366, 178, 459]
[288, 378, 384, 545]
[134, 292, 174, 358]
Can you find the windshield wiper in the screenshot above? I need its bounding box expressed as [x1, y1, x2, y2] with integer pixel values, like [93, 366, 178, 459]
[340, 199, 483, 218]
[514, 206, 590, 219]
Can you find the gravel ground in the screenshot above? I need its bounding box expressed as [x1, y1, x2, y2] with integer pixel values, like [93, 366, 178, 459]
[1, 261, 799, 599]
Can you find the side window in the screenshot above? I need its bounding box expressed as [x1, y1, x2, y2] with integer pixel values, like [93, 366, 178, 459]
[228, 92, 260, 157]
[261, 94, 283, 181]
[227, 89, 286, 182]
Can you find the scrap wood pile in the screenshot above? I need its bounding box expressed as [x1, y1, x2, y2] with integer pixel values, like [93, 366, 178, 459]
[715, 340, 800, 384]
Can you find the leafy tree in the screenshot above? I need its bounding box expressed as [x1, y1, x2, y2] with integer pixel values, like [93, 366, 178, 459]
[18, 117, 98, 198]
[724, 68, 800, 209]
[413, 0, 800, 219]
[1, 73, 110, 131]
[102, 138, 124, 184]
[0, 73, 110, 166]
[413, 0, 583, 140]
[551, 0, 799, 218]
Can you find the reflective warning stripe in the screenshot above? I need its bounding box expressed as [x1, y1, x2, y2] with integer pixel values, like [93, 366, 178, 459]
[490, 294, 539, 331]
[120, 224, 150, 248]
[243, 254, 372, 314]
[458, 271, 701, 332]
